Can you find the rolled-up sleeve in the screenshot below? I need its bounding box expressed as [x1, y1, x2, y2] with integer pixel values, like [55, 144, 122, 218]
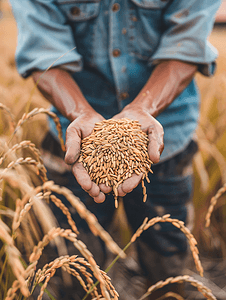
[10, 0, 83, 77]
[149, 0, 221, 76]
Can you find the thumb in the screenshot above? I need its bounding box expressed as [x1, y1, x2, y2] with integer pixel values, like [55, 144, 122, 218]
[147, 123, 164, 164]
[65, 122, 81, 165]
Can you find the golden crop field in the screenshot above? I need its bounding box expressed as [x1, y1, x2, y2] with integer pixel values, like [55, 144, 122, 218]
[1, 1, 226, 300]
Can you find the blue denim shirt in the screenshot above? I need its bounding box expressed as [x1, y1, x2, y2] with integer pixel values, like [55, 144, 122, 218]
[10, 0, 220, 161]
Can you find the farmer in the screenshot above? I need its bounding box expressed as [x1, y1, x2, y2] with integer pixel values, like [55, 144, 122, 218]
[10, 0, 220, 299]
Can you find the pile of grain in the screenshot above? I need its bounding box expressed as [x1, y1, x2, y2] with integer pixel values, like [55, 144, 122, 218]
[79, 118, 153, 207]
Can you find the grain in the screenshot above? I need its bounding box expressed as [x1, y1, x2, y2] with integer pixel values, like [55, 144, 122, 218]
[79, 118, 153, 207]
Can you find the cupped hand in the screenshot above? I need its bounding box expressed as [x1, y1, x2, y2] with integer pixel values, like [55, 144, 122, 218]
[64, 110, 110, 203]
[113, 105, 164, 197]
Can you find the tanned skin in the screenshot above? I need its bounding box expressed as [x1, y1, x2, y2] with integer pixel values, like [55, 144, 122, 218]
[32, 60, 197, 203]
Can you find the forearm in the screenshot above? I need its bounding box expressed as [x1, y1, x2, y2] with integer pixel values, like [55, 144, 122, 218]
[128, 60, 198, 117]
[33, 68, 106, 202]
[32, 68, 95, 122]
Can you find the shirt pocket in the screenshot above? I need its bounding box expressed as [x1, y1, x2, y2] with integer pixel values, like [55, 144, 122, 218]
[57, 0, 100, 22]
[130, 0, 171, 9]
[128, 0, 170, 60]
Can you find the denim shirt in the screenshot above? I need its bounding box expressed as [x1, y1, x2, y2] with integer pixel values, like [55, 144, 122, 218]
[10, 0, 220, 161]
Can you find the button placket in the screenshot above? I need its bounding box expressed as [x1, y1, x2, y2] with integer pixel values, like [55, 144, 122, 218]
[127, 4, 136, 58]
[109, 0, 129, 110]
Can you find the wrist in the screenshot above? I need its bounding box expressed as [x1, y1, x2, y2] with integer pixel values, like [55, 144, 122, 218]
[123, 97, 158, 118]
[33, 68, 97, 122]
[67, 103, 96, 122]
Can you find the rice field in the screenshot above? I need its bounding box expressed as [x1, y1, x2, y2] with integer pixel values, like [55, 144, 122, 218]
[1, 2, 226, 300]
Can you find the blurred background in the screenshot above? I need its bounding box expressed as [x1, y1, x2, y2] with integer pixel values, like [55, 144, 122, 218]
[1, 0, 226, 299]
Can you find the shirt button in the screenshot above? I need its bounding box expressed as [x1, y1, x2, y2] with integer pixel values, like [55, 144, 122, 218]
[70, 6, 80, 16]
[131, 16, 138, 22]
[120, 92, 129, 100]
[112, 49, 121, 57]
[112, 3, 120, 12]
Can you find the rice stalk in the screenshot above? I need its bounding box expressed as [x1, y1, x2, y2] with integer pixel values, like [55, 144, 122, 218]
[154, 292, 184, 300]
[139, 275, 217, 300]
[193, 152, 210, 193]
[0, 170, 61, 251]
[50, 194, 79, 234]
[0, 219, 29, 298]
[12, 192, 43, 233]
[62, 256, 97, 297]
[5, 175, 123, 259]
[0, 208, 15, 218]
[0, 143, 35, 189]
[10, 108, 65, 152]
[198, 119, 217, 143]
[34, 255, 99, 299]
[131, 215, 203, 277]
[215, 113, 226, 138]
[198, 139, 226, 184]
[0, 140, 44, 168]
[205, 183, 226, 227]
[100, 270, 119, 300]
[29, 227, 114, 300]
[0, 102, 16, 134]
[35, 181, 125, 258]
[37, 273, 53, 300]
[0, 157, 47, 183]
[5, 280, 21, 300]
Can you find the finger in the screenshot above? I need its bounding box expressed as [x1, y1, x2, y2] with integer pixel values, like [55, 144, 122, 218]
[99, 183, 112, 194]
[65, 123, 81, 165]
[72, 162, 100, 197]
[88, 182, 100, 198]
[121, 173, 143, 194]
[117, 184, 126, 197]
[94, 192, 106, 203]
[147, 124, 164, 164]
